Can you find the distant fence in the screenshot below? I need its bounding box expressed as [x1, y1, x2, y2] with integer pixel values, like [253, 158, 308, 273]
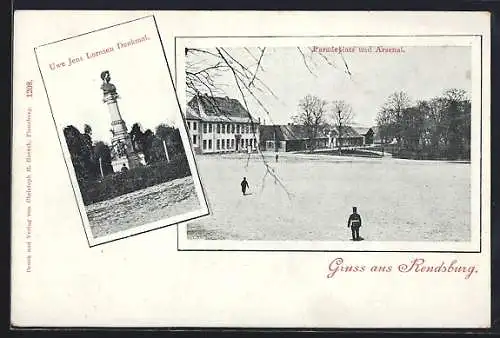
[78, 155, 192, 205]
[311, 148, 382, 158]
[371, 143, 470, 161]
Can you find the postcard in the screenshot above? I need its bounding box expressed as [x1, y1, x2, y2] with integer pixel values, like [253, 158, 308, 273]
[12, 11, 490, 328]
[33, 16, 209, 246]
[175, 36, 483, 253]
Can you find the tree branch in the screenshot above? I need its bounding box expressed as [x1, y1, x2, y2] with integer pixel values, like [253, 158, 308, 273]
[249, 47, 266, 87]
[297, 47, 316, 76]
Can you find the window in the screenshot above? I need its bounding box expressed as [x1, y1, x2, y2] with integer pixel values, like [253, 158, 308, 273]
[222, 124, 225, 134]
[203, 123, 207, 133]
[231, 124, 235, 133]
[187, 121, 191, 130]
[227, 139, 231, 148]
[203, 140, 207, 150]
[193, 135, 197, 145]
[208, 139, 212, 149]
[249, 139, 253, 147]
[231, 139, 235, 148]
[222, 139, 225, 149]
[245, 139, 248, 148]
[216, 139, 220, 150]
[241, 139, 244, 147]
[236, 124, 240, 134]
[217, 124, 221, 133]
[193, 122, 197, 131]
[208, 124, 212, 133]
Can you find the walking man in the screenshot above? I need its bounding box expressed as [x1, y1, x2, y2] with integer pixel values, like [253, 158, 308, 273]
[241, 177, 249, 196]
[347, 206, 362, 241]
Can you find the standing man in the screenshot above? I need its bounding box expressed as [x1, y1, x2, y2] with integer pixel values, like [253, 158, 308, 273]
[241, 177, 249, 196]
[347, 206, 362, 241]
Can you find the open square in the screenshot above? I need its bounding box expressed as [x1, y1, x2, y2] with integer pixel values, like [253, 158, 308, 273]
[188, 153, 471, 242]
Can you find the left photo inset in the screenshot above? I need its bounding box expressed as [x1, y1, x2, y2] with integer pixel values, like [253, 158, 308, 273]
[34, 15, 209, 246]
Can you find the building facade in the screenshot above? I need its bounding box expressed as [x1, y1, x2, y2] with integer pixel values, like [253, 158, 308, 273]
[353, 127, 375, 145]
[185, 94, 260, 154]
[259, 124, 375, 152]
[259, 124, 329, 152]
[328, 126, 375, 148]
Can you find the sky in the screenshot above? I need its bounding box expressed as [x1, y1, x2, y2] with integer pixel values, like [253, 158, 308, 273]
[36, 24, 472, 144]
[35, 17, 184, 144]
[186, 45, 471, 127]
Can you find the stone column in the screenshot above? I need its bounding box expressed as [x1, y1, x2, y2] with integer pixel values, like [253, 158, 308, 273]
[100, 71, 145, 172]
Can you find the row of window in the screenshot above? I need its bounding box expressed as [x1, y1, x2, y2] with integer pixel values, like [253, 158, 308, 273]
[187, 121, 255, 134]
[191, 134, 256, 146]
[201, 137, 257, 151]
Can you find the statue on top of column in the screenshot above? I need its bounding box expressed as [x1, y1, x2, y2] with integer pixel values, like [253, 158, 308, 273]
[100, 70, 118, 98]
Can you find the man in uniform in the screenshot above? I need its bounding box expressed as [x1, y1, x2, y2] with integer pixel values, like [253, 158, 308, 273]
[347, 206, 362, 241]
[241, 177, 249, 196]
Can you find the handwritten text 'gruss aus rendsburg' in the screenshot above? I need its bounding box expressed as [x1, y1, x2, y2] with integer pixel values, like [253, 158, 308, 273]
[327, 257, 479, 280]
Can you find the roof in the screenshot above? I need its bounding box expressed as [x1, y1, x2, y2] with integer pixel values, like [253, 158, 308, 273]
[328, 126, 364, 138]
[185, 94, 258, 123]
[352, 127, 374, 136]
[259, 124, 329, 141]
[371, 126, 384, 140]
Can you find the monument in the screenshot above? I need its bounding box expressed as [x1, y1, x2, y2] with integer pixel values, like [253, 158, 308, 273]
[100, 70, 145, 172]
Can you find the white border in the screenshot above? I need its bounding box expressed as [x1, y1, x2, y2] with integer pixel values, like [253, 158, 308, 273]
[11, 11, 491, 328]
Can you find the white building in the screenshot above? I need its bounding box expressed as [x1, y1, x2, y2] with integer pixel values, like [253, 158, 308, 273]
[185, 94, 260, 154]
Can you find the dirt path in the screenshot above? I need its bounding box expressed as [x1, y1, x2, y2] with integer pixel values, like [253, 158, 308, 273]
[86, 176, 199, 238]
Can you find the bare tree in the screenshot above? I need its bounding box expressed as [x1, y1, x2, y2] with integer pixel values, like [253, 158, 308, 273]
[185, 47, 343, 124]
[185, 47, 351, 194]
[443, 88, 468, 102]
[293, 94, 328, 152]
[386, 91, 411, 111]
[330, 100, 354, 155]
[383, 91, 411, 144]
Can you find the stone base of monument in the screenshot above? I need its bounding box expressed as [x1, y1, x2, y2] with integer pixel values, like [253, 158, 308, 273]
[111, 152, 146, 173]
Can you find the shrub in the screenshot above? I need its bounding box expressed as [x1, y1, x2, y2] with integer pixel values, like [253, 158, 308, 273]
[79, 157, 192, 205]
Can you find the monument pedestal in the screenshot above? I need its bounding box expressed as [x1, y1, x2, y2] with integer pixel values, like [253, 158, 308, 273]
[100, 70, 147, 173]
[111, 152, 145, 172]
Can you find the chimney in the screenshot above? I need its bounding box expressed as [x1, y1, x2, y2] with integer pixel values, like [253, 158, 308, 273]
[258, 117, 261, 124]
[196, 94, 205, 117]
[225, 96, 230, 101]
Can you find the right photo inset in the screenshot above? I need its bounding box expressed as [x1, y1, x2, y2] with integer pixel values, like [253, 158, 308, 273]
[175, 36, 482, 252]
